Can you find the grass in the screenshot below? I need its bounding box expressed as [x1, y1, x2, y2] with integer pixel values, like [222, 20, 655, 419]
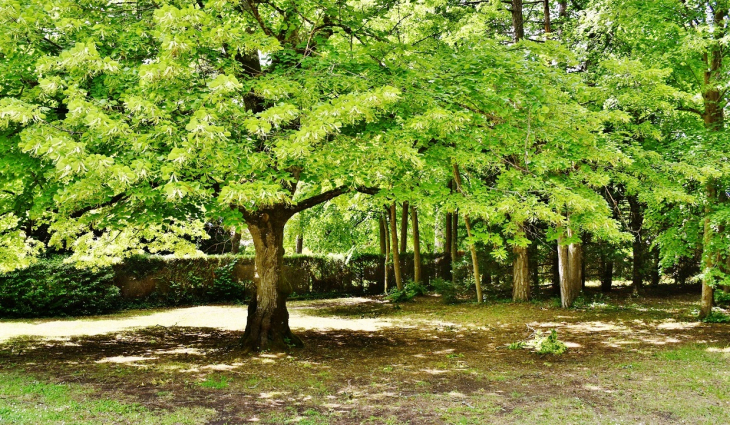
[0, 286, 728, 424]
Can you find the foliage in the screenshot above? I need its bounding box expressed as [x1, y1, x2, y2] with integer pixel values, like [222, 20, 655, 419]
[510, 329, 568, 355]
[0, 257, 119, 317]
[701, 310, 730, 324]
[386, 281, 428, 303]
[431, 278, 460, 305]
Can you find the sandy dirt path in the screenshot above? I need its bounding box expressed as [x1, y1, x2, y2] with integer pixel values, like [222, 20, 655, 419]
[0, 298, 394, 342]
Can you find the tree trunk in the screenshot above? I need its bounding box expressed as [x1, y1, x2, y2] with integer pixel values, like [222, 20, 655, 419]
[295, 234, 303, 254]
[445, 211, 452, 256]
[600, 249, 613, 292]
[543, 0, 551, 33]
[628, 195, 644, 294]
[231, 231, 242, 254]
[650, 248, 660, 286]
[241, 211, 300, 352]
[512, 223, 530, 302]
[511, 0, 524, 42]
[558, 0, 567, 18]
[389, 203, 403, 290]
[384, 211, 391, 292]
[700, 181, 717, 319]
[463, 215, 482, 303]
[434, 207, 444, 252]
[551, 242, 560, 294]
[699, 10, 725, 319]
[400, 201, 408, 254]
[558, 226, 582, 308]
[411, 205, 423, 284]
[451, 211, 458, 256]
[379, 214, 387, 255]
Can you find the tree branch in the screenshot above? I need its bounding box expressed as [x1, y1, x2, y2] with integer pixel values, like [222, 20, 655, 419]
[287, 186, 349, 214]
[69, 192, 129, 219]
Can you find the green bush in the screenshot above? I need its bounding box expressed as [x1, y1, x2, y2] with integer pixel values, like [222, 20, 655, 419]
[386, 281, 428, 303]
[0, 257, 120, 318]
[432, 278, 459, 304]
[509, 328, 567, 355]
[702, 310, 730, 323]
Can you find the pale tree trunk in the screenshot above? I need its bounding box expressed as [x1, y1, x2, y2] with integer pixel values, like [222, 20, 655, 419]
[400, 201, 408, 254]
[452, 164, 482, 303]
[558, 226, 583, 308]
[241, 211, 300, 352]
[389, 203, 403, 290]
[411, 205, 423, 284]
[434, 207, 444, 252]
[383, 212, 391, 293]
[512, 223, 530, 302]
[295, 234, 303, 254]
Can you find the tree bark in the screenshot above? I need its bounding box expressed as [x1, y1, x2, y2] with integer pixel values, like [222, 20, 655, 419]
[512, 223, 530, 302]
[241, 211, 300, 352]
[295, 234, 303, 254]
[628, 195, 644, 294]
[445, 211, 453, 256]
[434, 207, 444, 252]
[600, 249, 613, 292]
[551, 242, 560, 294]
[451, 212, 458, 257]
[452, 164, 482, 303]
[699, 9, 725, 319]
[400, 201, 408, 254]
[558, 225, 582, 308]
[543, 0, 551, 33]
[389, 202, 404, 290]
[231, 231, 242, 254]
[384, 211, 391, 292]
[411, 205, 423, 284]
[379, 214, 387, 255]
[511, 0, 524, 42]
[700, 181, 717, 319]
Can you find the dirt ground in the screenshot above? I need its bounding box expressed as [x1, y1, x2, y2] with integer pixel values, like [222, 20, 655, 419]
[1, 286, 728, 424]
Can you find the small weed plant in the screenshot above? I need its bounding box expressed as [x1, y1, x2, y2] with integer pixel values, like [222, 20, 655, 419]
[387, 281, 428, 303]
[702, 309, 730, 323]
[509, 328, 567, 355]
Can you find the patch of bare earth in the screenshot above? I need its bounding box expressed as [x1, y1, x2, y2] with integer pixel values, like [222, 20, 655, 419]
[1, 288, 729, 424]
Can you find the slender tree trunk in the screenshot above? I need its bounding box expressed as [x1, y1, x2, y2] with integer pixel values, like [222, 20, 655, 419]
[543, 0, 551, 33]
[650, 248, 660, 286]
[384, 211, 391, 292]
[700, 181, 717, 319]
[451, 212, 458, 256]
[231, 231, 242, 254]
[551, 242, 560, 294]
[529, 236, 540, 295]
[558, 0, 567, 18]
[379, 215, 387, 255]
[511, 0, 524, 42]
[512, 222, 530, 302]
[241, 211, 300, 352]
[699, 10, 725, 318]
[452, 164, 482, 302]
[400, 201, 408, 254]
[434, 207, 444, 252]
[445, 211, 453, 256]
[600, 249, 613, 292]
[628, 195, 644, 294]
[295, 234, 303, 254]
[389, 203, 404, 290]
[411, 205, 423, 284]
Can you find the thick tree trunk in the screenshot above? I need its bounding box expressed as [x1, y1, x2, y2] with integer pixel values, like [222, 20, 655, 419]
[295, 234, 303, 254]
[512, 223, 530, 302]
[389, 203, 403, 290]
[411, 205, 423, 284]
[558, 226, 583, 308]
[400, 201, 408, 254]
[511, 0, 524, 42]
[241, 212, 300, 352]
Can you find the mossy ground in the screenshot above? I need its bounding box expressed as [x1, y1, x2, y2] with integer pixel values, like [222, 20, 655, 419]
[0, 285, 728, 424]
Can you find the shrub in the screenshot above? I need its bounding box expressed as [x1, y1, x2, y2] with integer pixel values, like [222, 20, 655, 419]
[0, 257, 120, 318]
[702, 310, 730, 323]
[386, 281, 428, 303]
[432, 278, 459, 304]
[509, 328, 567, 355]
